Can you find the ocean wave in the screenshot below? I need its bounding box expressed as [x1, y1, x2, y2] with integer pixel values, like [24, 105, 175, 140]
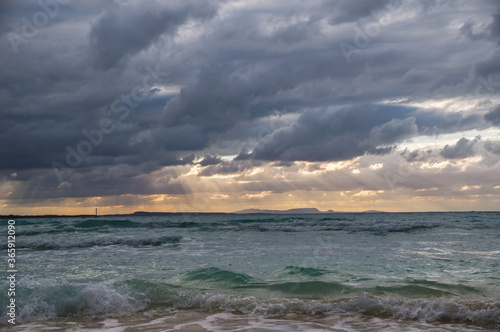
[16, 226, 85, 236]
[0, 279, 147, 325]
[73, 219, 141, 228]
[73, 219, 213, 230]
[0, 219, 39, 226]
[181, 268, 262, 287]
[341, 294, 500, 327]
[249, 221, 442, 233]
[7, 219, 145, 237]
[2, 235, 182, 250]
[1, 278, 499, 328]
[282, 266, 333, 277]
[234, 217, 306, 224]
[13, 219, 229, 236]
[170, 268, 484, 299]
[8, 215, 499, 238]
[179, 292, 500, 328]
[19, 220, 444, 236]
[372, 279, 483, 297]
[319, 217, 355, 222]
[179, 268, 353, 296]
[256, 281, 353, 296]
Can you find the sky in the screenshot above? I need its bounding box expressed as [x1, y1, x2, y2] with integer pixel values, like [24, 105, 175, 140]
[1, 0, 500, 215]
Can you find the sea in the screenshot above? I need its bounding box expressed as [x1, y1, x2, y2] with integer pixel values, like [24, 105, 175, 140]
[1, 212, 499, 331]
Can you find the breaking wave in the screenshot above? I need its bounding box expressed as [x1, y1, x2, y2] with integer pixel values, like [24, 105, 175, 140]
[2, 235, 182, 250]
[1, 276, 498, 328]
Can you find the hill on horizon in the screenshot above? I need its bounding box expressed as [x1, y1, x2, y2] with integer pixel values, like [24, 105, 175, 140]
[233, 208, 334, 214]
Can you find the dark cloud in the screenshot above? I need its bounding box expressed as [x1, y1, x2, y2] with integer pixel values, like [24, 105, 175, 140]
[270, 16, 323, 44]
[0, 1, 18, 35]
[0, 0, 499, 205]
[160, 49, 360, 131]
[251, 104, 418, 162]
[416, 111, 484, 136]
[248, 105, 485, 163]
[89, 0, 219, 70]
[474, 49, 500, 78]
[459, 20, 489, 41]
[198, 159, 262, 177]
[199, 155, 222, 167]
[459, 7, 500, 44]
[440, 137, 480, 160]
[4, 164, 188, 201]
[484, 140, 500, 156]
[327, 0, 393, 24]
[484, 106, 500, 126]
[489, 11, 500, 44]
[162, 64, 253, 128]
[153, 125, 211, 151]
[235, 149, 253, 161]
[401, 149, 432, 162]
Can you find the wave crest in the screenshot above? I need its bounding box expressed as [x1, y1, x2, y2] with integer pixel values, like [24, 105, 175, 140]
[3, 235, 182, 250]
[1, 278, 499, 328]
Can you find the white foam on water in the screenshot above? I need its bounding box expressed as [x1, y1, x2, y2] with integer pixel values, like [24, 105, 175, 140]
[168, 312, 332, 332]
[340, 293, 500, 327]
[10, 309, 493, 332]
[5, 280, 500, 329]
[75, 319, 124, 332]
[151, 311, 491, 332]
[1, 278, 148, 325]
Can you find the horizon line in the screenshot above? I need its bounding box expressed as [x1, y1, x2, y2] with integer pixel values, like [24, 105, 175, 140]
[2, 210, 499, 218]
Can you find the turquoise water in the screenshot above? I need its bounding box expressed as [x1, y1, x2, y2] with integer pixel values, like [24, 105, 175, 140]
[1, 212, 499, 331]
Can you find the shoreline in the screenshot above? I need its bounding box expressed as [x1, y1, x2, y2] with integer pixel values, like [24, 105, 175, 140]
[7, 306, 497, 332]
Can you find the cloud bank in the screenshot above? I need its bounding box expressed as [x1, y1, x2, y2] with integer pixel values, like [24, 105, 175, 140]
[1, 0, 500, 213]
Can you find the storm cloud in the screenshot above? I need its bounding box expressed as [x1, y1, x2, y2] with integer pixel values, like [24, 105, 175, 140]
[1, 0, 500, 213]
[484, 106, 500, 126]
[440, 136, 481, 160]
[251, 105, 418, 162]
[89, 0, 220, 70]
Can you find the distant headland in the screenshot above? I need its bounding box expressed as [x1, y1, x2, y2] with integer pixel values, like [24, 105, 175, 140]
[232, 208, 386, 214]
[0, 208, 389, 218]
